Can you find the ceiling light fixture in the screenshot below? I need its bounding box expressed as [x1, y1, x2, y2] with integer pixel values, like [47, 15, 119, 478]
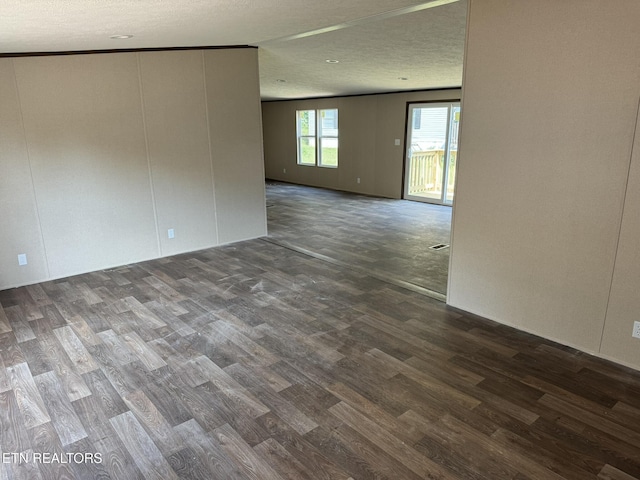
[325, 59, 340, 64]
[110, 35, 133, 39]
[276, 79, 287, 83]
[398, 77, 408, 80]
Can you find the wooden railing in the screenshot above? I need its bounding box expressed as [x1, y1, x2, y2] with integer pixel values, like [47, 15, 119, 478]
[408, 150, 457, 197]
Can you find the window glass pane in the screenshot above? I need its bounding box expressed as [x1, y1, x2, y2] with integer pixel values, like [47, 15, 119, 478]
[320, 137, 338, 167]
[297, 110, 315, 137]
[410, 106, 448, 151]
[319, 109, 338, 137]
[299, 137, 316, 165]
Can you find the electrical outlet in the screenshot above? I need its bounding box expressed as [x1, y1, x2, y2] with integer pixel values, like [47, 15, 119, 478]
[357, 177, 360, 184]
[168, 228, 175, 239]
[17, 254, 27, 266]
[283, 168, 287, 174]
[633, 321, 640, 339]
[394, 139, 401, 146]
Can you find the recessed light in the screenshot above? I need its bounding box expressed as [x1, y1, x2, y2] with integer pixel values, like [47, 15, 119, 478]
[398, 77, 408, 80]
[325, 59, 339, 64]
[276, 79, 287, 83]
[110, 35, 133, 40]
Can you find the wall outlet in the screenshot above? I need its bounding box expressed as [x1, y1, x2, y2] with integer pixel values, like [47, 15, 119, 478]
[394, 139, 401, 146]
[283, 168, 287, 174]
[357, 177, 361, 184]
[18, 254, 27, 266]
[633, 321, 640, 339]
[168, 228, 175, 239]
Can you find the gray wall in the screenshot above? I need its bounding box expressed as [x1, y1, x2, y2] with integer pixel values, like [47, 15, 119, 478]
[449, 0, 640, 369]
[262, 89, 461, 199]
[0, 48, 266, 290]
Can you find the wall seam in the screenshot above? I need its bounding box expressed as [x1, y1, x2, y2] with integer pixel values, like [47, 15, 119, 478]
[136, 52, 163, 257]
[598, 92, 640, 353]
[11, 58, 52, 279]
[201, 50, 221, 245]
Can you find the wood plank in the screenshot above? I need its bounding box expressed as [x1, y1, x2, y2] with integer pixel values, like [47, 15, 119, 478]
[173, 419, 246, 480]
[19, 339, 52, 377]
[96, 329, 137, 366]
[64, 437, 112, 479]
[0, 332, 26, 366]
[226, 362, 317, 435]
[7, 362, 50, 429]
[25, 284, 53, 307]
[33, 371, 87, 446]
[253, 438, 321, 480]
[366, 347, 481, 410]
[326, 382, 424, 444]
[68, 315, 103, 347]
[122, 296, 166, 329]
[0, 353, 9, 393]
[599, 464, 639, 480]
[110, 411, 178, 480]
[8, 449, 44, 480]
[206, 320, 279, 366]
[255, 411, 352, 480]
[182, 355, 270, 418]
[26, 421, 76, 480]
[120, 331, 167, 371]
[0, 304, 12, 334]
[328, 400, 456, 479]
[213, 423, 285, 480]
[4, 306, 36, 343]
[37, 332, 91, 402]
[53, 326, 98, 375]
[123, 389, 182, 456]
[0, 390, 31, 454]
[539, 393, 640, 447]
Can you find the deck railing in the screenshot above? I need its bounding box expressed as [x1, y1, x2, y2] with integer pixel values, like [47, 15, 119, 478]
[408, 150, 456, 197]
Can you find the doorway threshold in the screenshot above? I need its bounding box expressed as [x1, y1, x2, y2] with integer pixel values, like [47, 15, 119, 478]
[261, 236, 446, 303]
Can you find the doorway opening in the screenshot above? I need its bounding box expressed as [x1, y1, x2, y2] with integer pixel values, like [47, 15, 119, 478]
[404, 101, 460, 205]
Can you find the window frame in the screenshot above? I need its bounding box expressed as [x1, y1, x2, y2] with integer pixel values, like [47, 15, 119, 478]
[296, 109, 317, 166]
[296, 108, 338, 168]
[318, 109, 338, 168]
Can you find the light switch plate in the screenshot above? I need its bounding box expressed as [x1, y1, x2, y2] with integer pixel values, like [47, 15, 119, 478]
[18, 254, 27, 266]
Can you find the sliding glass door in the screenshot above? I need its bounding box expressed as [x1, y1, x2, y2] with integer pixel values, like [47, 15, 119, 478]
[404, 102, 460, 205]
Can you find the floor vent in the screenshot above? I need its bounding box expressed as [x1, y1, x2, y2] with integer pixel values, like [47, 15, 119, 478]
[429, 243, 450, 250]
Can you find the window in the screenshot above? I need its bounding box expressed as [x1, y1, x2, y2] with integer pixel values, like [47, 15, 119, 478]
[296, 110, 316, 165]
[296, 109, 338, 167]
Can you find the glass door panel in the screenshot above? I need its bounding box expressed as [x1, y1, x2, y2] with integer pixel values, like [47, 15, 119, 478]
[404, 102, 460, 205]
[444, 105, 460, 204]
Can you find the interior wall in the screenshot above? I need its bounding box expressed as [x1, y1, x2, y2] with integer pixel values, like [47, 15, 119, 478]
[600, 104, 640, 368]
[449, 0, 640, 368]
[204, 49, 267, 244]
[262, 89, 461, 199]
[0, 47, 266, 291]
[0, 61, 49, 288]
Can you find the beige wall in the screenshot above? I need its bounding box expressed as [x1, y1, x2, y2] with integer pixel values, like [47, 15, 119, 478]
[0, 47, 266, 290]
[449, 0, 640, 368]
[262, 89, 461, 199]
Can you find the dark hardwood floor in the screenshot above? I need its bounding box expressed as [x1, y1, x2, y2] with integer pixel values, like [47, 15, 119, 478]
[1, 187, 640, 478]
[266, 182, 452, 296]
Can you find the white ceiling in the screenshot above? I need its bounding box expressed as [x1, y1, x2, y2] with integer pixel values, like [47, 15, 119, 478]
[0, 0, 467, 100]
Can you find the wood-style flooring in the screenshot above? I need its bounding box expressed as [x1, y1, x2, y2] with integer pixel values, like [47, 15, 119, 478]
[266, 182, 452, 295]
[1, 200, 640, 478]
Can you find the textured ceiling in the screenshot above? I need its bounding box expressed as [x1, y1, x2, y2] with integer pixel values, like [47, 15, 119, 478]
[0, 0, 467, 100]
